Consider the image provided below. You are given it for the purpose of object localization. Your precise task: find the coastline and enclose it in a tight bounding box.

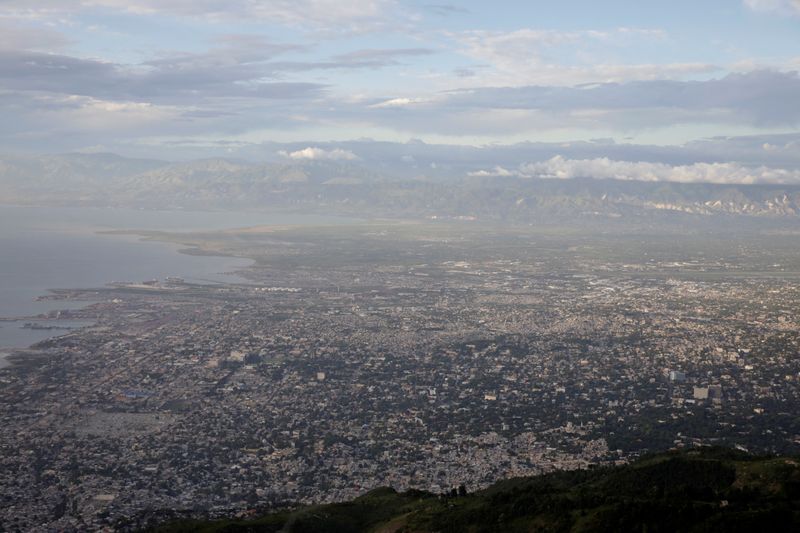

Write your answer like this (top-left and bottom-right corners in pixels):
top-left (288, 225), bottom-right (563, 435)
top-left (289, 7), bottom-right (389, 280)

top-left (0, 228), bottom-right (256, 370)
top-left (0, 207), bottom-right (365, 370)
top-left (0, 318), bottom-right (97, 369)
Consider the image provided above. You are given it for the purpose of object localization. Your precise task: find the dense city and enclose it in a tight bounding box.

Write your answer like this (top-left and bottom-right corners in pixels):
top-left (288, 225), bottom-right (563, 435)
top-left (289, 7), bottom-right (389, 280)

top-left (2, 222), bottom-right (800, 530)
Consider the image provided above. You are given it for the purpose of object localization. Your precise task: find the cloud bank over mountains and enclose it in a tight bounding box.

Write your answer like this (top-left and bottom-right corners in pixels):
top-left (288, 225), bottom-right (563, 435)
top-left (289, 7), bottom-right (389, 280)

top-left (470, 156), bottom-right (800, 185)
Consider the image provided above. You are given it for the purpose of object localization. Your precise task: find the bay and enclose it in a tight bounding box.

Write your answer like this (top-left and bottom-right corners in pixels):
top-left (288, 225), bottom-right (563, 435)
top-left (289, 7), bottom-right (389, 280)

top-left (0, 205), bottom-right (356, 365)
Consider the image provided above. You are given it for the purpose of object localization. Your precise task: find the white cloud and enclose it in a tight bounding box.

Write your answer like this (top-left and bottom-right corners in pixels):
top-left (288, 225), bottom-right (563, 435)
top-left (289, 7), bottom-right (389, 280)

top-left (361, 71), bottom-right (800, 137)
top-left (279, 147), bottom-right (359, 160)
top-left (744, 0), bottom-right (800, 15)
top-left (369, 97), bottom-right (430, 108)
top-left (468, 166), bottom-right (514, 177)
top-left (0, 92), bottom-right (180, 147)
top-left (0, 0), bottom-right (397, 31)
top-left (472, 155), bottom-right (800, 184)
top-left (446, 27), bottom-right (706, 87)
top-left (0, 21), bottom-right (70, 51)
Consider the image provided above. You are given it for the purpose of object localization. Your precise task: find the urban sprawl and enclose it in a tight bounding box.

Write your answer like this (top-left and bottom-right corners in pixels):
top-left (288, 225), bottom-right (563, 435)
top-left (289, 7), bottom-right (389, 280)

top-left (2, 223), bottom-right (800, 530)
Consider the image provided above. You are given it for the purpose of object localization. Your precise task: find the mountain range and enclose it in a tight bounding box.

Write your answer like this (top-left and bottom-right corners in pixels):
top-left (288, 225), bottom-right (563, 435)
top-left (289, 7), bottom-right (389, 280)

top-left (4, 152), bottom-right (800, 224)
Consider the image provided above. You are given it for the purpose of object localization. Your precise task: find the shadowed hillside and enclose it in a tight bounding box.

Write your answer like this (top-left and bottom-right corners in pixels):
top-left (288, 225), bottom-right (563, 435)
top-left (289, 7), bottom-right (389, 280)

top-left (144, 447), bottom-right (800, 532)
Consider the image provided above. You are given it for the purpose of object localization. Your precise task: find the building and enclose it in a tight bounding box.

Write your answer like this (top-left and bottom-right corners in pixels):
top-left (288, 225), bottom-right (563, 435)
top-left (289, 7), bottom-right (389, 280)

top-left (693, 387), bottom-right (709, 400)
top-left (669, 371), bottom-right (686, 383)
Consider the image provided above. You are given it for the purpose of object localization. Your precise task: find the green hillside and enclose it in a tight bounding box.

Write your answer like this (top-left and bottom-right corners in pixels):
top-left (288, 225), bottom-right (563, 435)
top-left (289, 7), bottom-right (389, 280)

top-left (150, 448), bottom-right (800, 532)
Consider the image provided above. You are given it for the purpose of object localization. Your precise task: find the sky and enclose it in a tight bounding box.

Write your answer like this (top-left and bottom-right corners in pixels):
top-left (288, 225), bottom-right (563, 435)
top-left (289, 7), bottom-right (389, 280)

top-left (0, 0), bottom-right (799, 163)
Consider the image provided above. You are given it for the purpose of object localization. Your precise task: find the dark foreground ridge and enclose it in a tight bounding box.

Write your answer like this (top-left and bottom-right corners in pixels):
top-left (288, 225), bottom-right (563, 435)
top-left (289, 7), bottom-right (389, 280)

top-left (146, 447), bottom-right (800, 532)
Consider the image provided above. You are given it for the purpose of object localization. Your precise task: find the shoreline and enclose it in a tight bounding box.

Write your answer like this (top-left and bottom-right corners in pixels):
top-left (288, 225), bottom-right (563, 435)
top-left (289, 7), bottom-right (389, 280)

top-left (0, 208), bottom-right (369, 370)
top-left (0, 318), bottom-right (97, 369)
top-left (0, 234), bottom-right (251, 370)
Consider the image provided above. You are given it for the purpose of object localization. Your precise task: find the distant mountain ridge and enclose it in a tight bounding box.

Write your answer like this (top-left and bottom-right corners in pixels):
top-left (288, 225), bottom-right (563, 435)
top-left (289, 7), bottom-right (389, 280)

top-left (3, 153), bottom-right (800, 222)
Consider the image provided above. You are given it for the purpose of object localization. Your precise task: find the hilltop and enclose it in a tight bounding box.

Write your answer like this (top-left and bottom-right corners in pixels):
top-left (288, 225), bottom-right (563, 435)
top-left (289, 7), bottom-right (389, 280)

top-left (146, 448), bottom-right (800, 532)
